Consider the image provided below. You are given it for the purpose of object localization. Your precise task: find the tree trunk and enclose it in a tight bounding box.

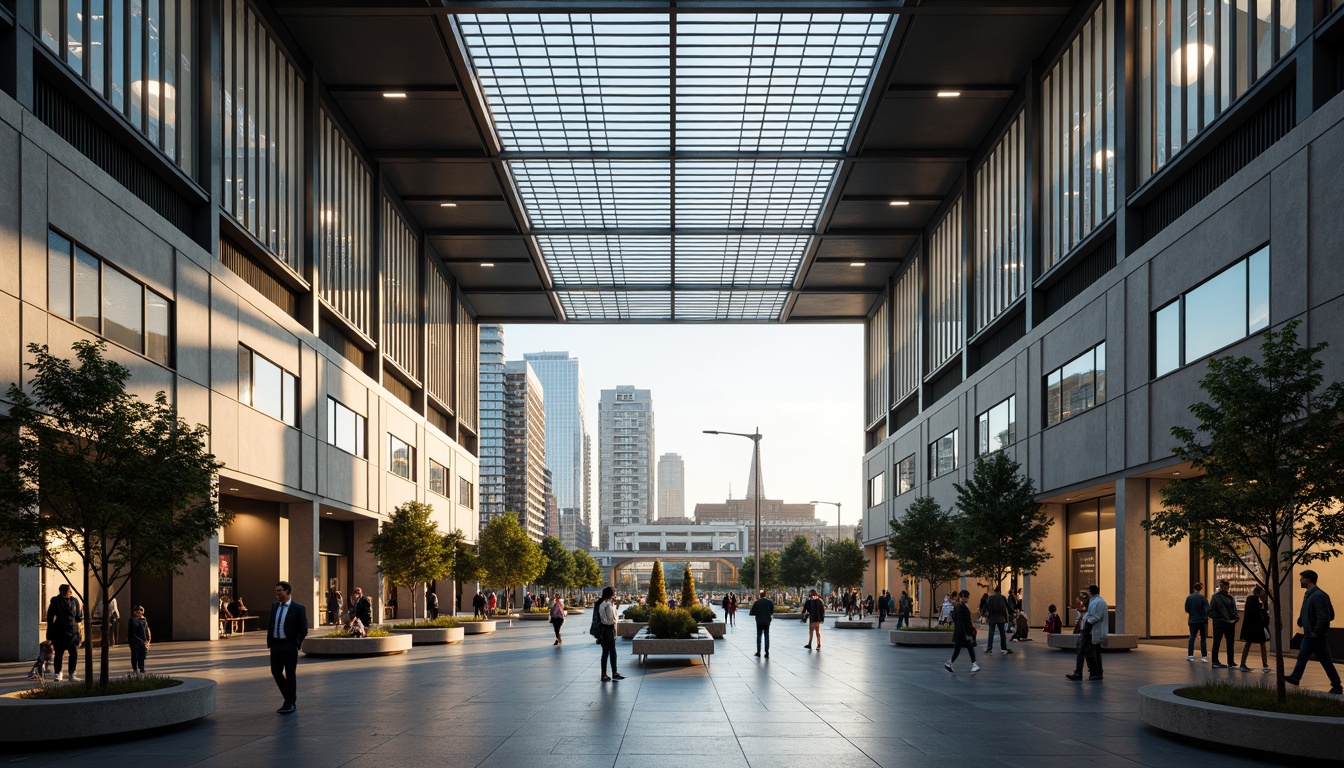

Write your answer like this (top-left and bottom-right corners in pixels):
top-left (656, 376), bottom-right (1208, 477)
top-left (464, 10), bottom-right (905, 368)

top-left (1270, 557), bottom-right (1286, 703)
top-left (82, 552), bottom-right (92, 691)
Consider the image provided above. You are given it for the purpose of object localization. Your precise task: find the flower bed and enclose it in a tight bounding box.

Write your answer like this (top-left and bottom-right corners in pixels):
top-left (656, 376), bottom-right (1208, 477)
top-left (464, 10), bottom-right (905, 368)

top-left (388, 618), bottom-right (464, 645)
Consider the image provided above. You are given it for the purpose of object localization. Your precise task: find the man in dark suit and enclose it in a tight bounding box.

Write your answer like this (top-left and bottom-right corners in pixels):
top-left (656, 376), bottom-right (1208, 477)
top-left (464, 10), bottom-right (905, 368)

top-left (267, 580), bottom-right (308, 714)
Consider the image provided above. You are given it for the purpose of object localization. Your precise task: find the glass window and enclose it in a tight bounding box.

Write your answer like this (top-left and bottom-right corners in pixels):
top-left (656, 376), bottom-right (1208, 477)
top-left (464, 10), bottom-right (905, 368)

top-left (868, 472), bottom-right (886, 507)
top-left (326, 397), bottom-right (366, 458)
top-left (929, 199), bottom-right (964, 369)
top-left (145, 290), bottom-right (171, 365)
top-left (973, 112), bottom-right (1027, 330)
top-left (251, 354), bottom-right (283, 421)
top-left (1152, 246), bottom-right (1270, 376)
top-left (1046, 344), bottom-right (1107, 427)
top-left (429, 459), bottom-right (447, 497)
top-left (48, 231), bottom-right (72, 318)
top-left (74, 248), bottom-right (100, 331)
top-left (895, 454), bottom-right (916, 496)
top-left (238, 347), bottom-right (252, 406)
top-left (977, 396), bottom-right (1017, 455)
top-left (238, 346), bottom-right (297, 425)
top-left (929, 430), bottom-right (958, 480)
top-left (102, 267), bottom-right (143, 352)
top-left (459, 477), bottom-right (475, 508)
top-left (389, 434), bottom-right (413, 480)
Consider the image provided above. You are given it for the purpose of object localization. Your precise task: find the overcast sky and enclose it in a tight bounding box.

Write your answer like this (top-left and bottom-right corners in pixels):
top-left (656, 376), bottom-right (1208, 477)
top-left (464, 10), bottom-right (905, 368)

top-left (499, 323), bottom-right (865, 541)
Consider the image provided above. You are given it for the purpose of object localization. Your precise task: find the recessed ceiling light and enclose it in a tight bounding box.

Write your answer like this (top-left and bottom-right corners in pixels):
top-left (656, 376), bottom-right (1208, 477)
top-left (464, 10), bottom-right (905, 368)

top-left (888, 200), bottom-right (910, 207)
top-left (1173, 471), bottom-right (1182, 476)
top-left (440, 202), bottom-right (457, 208)
top-left (849, 262), bottom-right (866, 267)
top-left (383, 92), bottom-right (407, 99)
top-left (228, 487), bottom-right (240, 491)
top-left (936, 91), bottom-right (961, 98)
top-left (480, 262), bottom-right (495, 267)
top-left (324, 511), bottom-right (334, 516)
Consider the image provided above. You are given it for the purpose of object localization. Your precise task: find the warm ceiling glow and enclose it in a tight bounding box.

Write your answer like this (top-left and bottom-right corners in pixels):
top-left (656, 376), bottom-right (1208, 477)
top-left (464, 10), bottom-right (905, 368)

top-left (1171, 43), bottom-right (1215, 86)
top-left (481, 262), bottom-right (495, 267)
top-left (849, 262), bottom-right (866, 267)
top-left (888, 200), bottom-right (910, 206)
top-left (936, 91), bottom-right (961, 98)
top-left (383, 92), bottom-right (408, 99)
top-left (440, 202), bottom-right (458, 207)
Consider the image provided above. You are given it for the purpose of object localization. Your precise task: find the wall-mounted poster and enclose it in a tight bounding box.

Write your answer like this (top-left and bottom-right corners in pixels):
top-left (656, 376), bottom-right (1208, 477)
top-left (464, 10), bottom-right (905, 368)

top-left (1071, 547), bottom-right (1097, 597)
top-left (219, 545), bottom-right (238, 607)
top-left (1214, 546), bottom-right (1262, 604)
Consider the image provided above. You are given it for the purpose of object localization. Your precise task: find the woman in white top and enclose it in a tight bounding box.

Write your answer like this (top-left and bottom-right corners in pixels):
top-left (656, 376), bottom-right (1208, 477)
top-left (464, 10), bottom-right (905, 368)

top-left (549, 593), bottom-right (566, 645)
top-left (597, 586), bottom-right (623, 682)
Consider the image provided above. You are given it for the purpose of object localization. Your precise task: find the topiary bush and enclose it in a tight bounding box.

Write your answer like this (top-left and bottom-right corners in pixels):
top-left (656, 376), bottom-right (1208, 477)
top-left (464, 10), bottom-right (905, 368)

top-left (679, 569), bottom-right (697, 609)
top-left (685, 604), bottom-right (716, 623)
top-left (647, 560), bottom-right (667, 608)
top-left (622, 604), bottom-right (653, 622)
top-left (646, 606), bottom-right (699, 639)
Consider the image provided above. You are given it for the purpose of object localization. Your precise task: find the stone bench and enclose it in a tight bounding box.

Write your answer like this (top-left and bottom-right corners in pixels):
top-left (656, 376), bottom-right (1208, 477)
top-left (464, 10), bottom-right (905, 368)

top-left (631, 628), bottom-right (715, 665)
top-left (1046, 633), bottom-right (1139, 651)
top-left (889, 629), bottom-right (955, 646)
top-left (834, 620), bottom-right (874, 629)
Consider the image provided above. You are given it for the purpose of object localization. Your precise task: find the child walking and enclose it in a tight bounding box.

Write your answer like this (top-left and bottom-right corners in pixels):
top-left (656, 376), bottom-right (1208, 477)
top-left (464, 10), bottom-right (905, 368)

top-left (127, 605), bottom-right (151, 675)
top-left (27, 640), bottom-right (55, 682)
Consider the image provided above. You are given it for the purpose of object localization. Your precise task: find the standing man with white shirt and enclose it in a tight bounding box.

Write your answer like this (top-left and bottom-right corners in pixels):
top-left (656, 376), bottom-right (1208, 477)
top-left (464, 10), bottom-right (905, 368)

top-left (1066, 584), bottom-right (1107, 682)
top-left (267, 581), bottom-right (308, 714)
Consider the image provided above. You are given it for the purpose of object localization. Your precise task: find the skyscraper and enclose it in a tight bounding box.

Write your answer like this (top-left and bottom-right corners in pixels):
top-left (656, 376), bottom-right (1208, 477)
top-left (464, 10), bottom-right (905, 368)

top-left (503, 360), bottom-right (548, 542)
top-left (478, 325), bottom-right (506, 531)
top-left (599, 386), bottom-right (655, 547)
top-left (523, 351), bottom-right (592, 549)
top-left (657, 453), bottom-right (685, 521)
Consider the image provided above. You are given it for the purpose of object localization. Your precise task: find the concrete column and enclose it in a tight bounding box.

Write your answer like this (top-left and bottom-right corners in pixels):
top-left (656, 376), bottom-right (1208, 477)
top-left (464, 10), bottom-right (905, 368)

top-left (0, 559), bottom-right (40, 662)
top-left (352, 517), bottom-right (381, 622)
top-left (172, 536), bottom-right (218, 641)
top-left (287, 501), bottom-right (320, 628)
top-left (1114, 477), bottom-right (1149, 636)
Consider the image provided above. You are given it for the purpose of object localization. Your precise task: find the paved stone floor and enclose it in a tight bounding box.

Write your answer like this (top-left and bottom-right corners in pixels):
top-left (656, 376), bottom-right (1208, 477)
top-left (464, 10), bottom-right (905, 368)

top-left (2, 615), bottom-right (1334, 767)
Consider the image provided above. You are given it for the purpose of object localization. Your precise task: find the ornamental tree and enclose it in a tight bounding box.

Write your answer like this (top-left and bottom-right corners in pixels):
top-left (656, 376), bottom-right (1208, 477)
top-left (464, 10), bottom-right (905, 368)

top-left (0, 340), bottom-right (226, 689)
top-left (367, 501), bottom-right (460, 625)
top-left (537, 536), bottom-right (574, 595)
top-left (738, 551), bottom-right (782, 592)
top-left (647, 559), bottom-right (668, 607)
top-left (476, 514), bottom-right (546, 610)
top-left (954, 451), bottom-right (1052, 590)
top-left (1144, 321), bottom-right (1344, 703)
top-left (888, 496), bottom-right (962, 624)
top-left (570, 548), bottom-right (603, 599)
top-left (778, 535), bottom-right (822, 597)
top-left (679, 567), bottom-right (698, 609)
top-left (821, 537), bottom-right (868, 593)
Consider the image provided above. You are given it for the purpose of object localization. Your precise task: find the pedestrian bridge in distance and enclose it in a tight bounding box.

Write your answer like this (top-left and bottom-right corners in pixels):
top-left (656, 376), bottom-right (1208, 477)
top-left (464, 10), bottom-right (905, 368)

top-left (591, 522), bottom-right (751, 585)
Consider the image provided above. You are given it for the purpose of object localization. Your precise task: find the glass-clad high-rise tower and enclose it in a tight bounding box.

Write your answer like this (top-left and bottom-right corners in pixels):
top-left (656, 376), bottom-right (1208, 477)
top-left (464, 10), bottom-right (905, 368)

top-left (523, 351), bottom-right (592, 549)
top-left (478, 326), bottom-right (507, 531)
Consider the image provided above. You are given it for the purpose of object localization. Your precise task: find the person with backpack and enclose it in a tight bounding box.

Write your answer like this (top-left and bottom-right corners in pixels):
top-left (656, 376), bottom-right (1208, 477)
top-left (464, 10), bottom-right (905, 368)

top-left (802, 589), bottom-right (826, 650)
top-left (945, 590), bottom-right (979, 673)
top-left (592, 586), bottom-right (623, 682)
top-left (748, 590), bottom-right (774, 658)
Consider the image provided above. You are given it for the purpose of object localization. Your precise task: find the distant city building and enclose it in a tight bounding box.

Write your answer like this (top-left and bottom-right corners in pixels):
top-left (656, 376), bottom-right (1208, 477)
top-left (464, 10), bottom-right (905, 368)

top-left (503, 360), bottom-right (547, 542)
top-left (693, 453), bottom-right (847, 552)
top-left (524, 351), bottom-right (592, 549)
top-left (478, 325), bottom-right (506, 530)
top-left (599, 386), bottom-right (655, 546)
top-left (543, 469), bottom-right (558, 539)
top-left (657, 452), bottom-right (685, 521)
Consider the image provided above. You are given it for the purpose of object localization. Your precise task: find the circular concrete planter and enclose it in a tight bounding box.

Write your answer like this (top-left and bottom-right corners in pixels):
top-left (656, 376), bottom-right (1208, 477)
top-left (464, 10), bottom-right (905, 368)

top-left (1139, 684), bottom-right (1344, 760)
top-left (566, 607), bottom-right (587, 616)
top-left (459, 620), bottom-right (498, 635)
top-left (302, 633), bottom-right (412, 656)
top-left (389, 627), bottom-right (464, 645)
top-left (518, 613), bottom-right (551, 621)
top-left (889, 629), bottom-right (955, 646)
top-left (0, 677), bottom-right (215, 744)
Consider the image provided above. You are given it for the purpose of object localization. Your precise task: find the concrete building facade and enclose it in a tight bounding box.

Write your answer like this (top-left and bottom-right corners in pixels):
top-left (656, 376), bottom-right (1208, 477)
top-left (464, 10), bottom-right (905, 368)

top-left (503, 360), bottom-right (547, 542)
top-left (656, 452), bottom-right (685, 521)
top-left (598, 385), bottom-right (655, 547)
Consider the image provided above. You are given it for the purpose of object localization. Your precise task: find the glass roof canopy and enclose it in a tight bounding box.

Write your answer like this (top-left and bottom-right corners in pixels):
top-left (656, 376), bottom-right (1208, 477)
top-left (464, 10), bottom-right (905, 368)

top-left (457, 12), bottom-right (891, 321)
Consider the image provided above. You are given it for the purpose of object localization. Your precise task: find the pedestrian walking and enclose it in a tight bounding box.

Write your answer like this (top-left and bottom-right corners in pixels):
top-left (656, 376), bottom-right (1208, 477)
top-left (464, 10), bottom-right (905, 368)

top-left (1066, 585), bottom-right (1107, 682)
top-left (549, 593), bottom-right (566, 645)
top-left (938, 594), bottom-right (954, 625)
top-left (45, 583), bottom-right (82, 682)
top-left (1285, 570), bottom-right (1342, 694)
top-left (749, 590), bottom-right (774, 657)
top-left (1237, 586), bottom-right (1271, 672)
top-left (897, 591), bottom-right (913, 628)
top-left (104, 597), bottom-right (120, 647)
top-left (877, 590), bottom-right (889, 627)
top-left (127, 605), bottom-right (151, 674)
top-left (1185, 582), bottom-right (1210, 662)
top-left (428, 590), bottom-right (439, 620)
top-left (802, 589), bottom-right (826, 650)
top-left (944, 590), bottom-right (979, 673)
top-left (1209, 579), bottom-right (1239, 668)
top-left (595, 586), bottom-right (623, 682)
top-left (724, 592), bottom-right (737, 627)
top-left (985, 587), bottom-right (1012, 654)
top-left (266, 580), bottom-right (308, 714)
top-left (351, 587), bottom-right (373, 628)
top-left (473, 591), bottom-right (487, 617)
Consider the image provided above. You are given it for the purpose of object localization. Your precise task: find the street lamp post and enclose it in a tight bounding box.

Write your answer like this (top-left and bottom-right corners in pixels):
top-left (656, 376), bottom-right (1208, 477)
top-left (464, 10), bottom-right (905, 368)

top-left (704, 428), bottom-right (762, 596)
top-left (809, 500), bottom-right (842, 547)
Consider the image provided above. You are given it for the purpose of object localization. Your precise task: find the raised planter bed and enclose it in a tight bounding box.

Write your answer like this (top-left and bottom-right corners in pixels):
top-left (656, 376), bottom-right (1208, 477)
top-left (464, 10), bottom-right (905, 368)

top-left (889, 629), bottom-right (955, 647)
top-left (459, 620), bottom-right (498, 635)
top-left (303, 633), bottom-right (412, 656)
top-left (835, 620), bottom-right (874, 629)
top-left (1139, 684), bottom-right (1344, 760)
top-left (518, 613), bottom-right (551, 621)
top-left (0, 678), bottom-right (215, 744)
top-left (390, 627), bottom-right (464, 645)
top-left (566, 607), bottom-right (587, 615)
top-left (699, 621), bottom-right (726, 639)
top-left (1047, 633), bottom-right (1138, 651)
top-left (631, 628), bottom-right (714, 665)
top-left (618, 621), bottom-right (648, 640)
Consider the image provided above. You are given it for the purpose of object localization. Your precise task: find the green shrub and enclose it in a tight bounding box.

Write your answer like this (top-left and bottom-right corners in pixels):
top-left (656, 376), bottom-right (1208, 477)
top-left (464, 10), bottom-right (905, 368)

top-left (488, 607), bottom-right (513, 617)
top-left (1177, 681), bottom-right (1344, 717)
top-left (389, 617), bottom-right (461, 629)
top-left (685, 604), bottom-right (716, 623)
top-left (897, 625), bottom-right (954, 632)
top-left (17, 675), bottom-right (181, 699)
top-left (325, 626), bottom-right (391, 638)
top-left (773, 605), bottom-right (800, 614)
top-left (646, 606), bottom-right (699, 639)
top-left (525, 607), bottom-right (550, 614)
top-left (647, 561), bottom-right (667, 608)
top-left (622, 604), bottom-right (653, 622)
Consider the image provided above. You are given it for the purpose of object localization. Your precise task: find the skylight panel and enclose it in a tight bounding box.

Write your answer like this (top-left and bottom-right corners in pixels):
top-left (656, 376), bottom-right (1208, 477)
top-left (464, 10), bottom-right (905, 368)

top-left (558, 290), bottom-right (672, 321)
top-left (539, 234), bottom-right (672, 286)
top-left (675, 160), bottom-right (836, 229)
top-left (675, 234), bottom-right (811, 287)
top-left (674, 290), bottom-right (790, 321)
top-left (512, 160), bottom-right (670, 229)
